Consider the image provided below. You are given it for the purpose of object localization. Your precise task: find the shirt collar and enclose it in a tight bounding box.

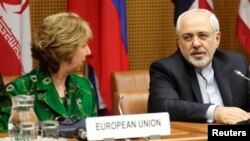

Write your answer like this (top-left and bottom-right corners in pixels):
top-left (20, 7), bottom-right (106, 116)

top-left (195, 62), bottom-right (213, 75)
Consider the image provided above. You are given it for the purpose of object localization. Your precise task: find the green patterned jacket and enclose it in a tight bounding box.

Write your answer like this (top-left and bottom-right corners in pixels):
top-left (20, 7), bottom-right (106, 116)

top-left (0, 68), bottom-right (97, 132)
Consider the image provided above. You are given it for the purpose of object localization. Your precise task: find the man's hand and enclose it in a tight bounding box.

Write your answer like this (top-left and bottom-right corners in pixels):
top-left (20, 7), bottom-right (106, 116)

top-left (214, 106), bottom-right (250, 124)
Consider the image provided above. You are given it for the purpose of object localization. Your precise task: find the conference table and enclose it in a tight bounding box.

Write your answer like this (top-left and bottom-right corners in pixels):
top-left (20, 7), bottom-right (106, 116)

top-left (129, 121), bottom-right (208, 141)
top-left (155, 121), bottom-right (208, 141)
top-left (0, 121), bottom-right (208, 141)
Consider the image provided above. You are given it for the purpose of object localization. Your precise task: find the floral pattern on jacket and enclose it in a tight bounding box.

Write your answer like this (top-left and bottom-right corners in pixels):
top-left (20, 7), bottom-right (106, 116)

top-left (0, 68), bottom-right (97, 132)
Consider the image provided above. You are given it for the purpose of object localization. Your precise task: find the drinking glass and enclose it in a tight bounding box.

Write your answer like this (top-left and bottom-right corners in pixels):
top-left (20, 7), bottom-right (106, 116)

top-left (19, 122), bottom-right (38, 141)
top-left (41, 120), bottom-right (59, 140)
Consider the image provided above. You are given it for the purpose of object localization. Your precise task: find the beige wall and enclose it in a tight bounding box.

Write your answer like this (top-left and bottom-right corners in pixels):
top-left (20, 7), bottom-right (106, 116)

top-left (29, 0), bottom-right (249, 70)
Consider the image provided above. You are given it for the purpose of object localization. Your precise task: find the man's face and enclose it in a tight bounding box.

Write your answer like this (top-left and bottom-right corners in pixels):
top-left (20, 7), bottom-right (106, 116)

top-left (177, 12), bottom-right (221, 68)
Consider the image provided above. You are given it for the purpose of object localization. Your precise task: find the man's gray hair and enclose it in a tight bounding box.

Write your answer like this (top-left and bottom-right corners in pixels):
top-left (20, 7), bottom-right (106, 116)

top-left (176, 9), bottom-right (220, 35)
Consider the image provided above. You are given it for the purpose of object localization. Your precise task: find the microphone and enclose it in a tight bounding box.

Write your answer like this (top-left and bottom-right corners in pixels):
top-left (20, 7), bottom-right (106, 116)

top-left (58, 118), bottom-right (87, 140)
top-left (234, 70), bottom-right (250, 81)
top-left (75, 127), bottom-right (87, 141)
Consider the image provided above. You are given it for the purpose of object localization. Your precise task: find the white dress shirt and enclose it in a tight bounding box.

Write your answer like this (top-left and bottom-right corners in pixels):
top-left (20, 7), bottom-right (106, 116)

top-left (195, 63), bottom-right (224, 122)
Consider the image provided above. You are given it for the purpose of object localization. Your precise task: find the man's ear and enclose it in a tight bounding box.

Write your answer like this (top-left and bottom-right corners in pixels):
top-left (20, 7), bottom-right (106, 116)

top-left (216, 32), bottom-right (221, 47)
top-left (176, 37), bottom-right (181, 48)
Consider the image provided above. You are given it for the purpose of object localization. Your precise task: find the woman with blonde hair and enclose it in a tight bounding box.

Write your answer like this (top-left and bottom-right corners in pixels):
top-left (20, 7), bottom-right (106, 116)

top-left (0, 12), bottom-right (97, 132)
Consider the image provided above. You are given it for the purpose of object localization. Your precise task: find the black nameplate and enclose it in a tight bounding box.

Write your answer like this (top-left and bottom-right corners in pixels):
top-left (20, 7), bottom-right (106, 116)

top-left (208, 125), bottom-right (250, 140)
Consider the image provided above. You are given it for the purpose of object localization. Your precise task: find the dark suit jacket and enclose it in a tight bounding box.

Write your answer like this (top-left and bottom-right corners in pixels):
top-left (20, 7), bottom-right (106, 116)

top-left (148, 49), bottom-right (250, 122)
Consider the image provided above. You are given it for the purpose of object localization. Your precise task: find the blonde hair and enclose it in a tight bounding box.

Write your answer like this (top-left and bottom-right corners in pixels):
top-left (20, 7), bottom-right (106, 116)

top-left (32, 12), bottom-right (92, 73)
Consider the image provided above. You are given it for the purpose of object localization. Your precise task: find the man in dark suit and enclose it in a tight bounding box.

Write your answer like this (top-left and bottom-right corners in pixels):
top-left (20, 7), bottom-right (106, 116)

top-left (148, 9), bottom-right (250, 124)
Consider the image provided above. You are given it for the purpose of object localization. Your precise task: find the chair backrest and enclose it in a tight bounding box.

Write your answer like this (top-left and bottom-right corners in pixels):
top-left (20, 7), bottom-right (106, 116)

top-left (111, 70), bottom-right (149, 115)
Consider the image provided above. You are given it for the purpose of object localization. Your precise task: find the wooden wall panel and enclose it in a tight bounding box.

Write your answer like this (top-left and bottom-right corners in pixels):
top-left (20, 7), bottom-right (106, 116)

top-left (214, 0), bottom-right (250, 61)
top-left (29, 0), bottom-right (249, 70)
top-left (126, 0), bottom-right (176, 70)
top-left (30, 0), bottom-right (66, 68)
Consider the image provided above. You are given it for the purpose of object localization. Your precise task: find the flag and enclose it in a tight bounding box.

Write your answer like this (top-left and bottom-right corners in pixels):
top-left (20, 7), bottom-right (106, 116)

top-left (172, 0), bottom-right (213, 25)
top-left (67, 0), bottom-right (129, 114)
top-left (0, 0), bottom-right (32, 76)
top-left (236, 0), bottom-right (250, 53)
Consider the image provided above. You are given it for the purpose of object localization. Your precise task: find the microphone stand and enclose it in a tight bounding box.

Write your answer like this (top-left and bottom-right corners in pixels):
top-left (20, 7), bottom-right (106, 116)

top-left (234, 69), bottom-right (250, 125)
top-left (118, 94), bottom-right (131, 141)
top-left (118, 95), bottom-right (124, 116)
top-left (118, 94), bottom-right (149, 141)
